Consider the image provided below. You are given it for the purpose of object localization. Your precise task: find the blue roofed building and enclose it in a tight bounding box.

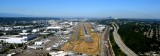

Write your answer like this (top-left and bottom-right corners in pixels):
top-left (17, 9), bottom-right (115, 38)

top-left (23, 34), bottom-right (37, 41)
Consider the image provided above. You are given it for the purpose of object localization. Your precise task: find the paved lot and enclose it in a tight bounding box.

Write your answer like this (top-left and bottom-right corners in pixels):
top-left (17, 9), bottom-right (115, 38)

top-left (16, 49), bottom-right (48, 56)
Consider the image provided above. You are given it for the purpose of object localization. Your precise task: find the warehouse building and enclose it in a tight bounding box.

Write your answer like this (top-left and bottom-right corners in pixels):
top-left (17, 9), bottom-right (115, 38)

top-left (23, 34), bottom-right (37, 41)
top-left (0, 36), bottom-right (27, 44)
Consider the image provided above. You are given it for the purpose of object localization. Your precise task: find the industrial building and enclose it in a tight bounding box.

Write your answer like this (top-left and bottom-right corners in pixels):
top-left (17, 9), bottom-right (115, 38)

top-left (47, 26), bottom-right (63, 32)
top-left (0, 34), bottom-right (37, 44)
top-left (23, 34), bottom-right (37, 41)
top-left (0, 36), bottom-right (27, 44)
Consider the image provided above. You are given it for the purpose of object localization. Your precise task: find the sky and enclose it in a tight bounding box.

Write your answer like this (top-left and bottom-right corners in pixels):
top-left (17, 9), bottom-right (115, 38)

top-left (0, 0), bottom-right (160, 18)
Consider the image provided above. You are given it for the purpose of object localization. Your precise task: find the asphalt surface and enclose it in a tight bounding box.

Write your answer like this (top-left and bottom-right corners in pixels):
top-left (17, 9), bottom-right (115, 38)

top-left (73, 22), bottom-right (80, 40)
top-left (101, 26), bottom-right (114, 56)
top-left (112, 23), bottom-right (138, 56)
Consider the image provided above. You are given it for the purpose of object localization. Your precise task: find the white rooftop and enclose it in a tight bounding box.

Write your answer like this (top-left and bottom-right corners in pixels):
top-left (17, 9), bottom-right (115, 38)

top-left (0, 37), bottom-right (26, 44)
top-left (47, 26), bottom-right (63, 29)
top-left (49, 51), bottom-right (68, 56)
top-left (35, 41), bottom-right (43, 46)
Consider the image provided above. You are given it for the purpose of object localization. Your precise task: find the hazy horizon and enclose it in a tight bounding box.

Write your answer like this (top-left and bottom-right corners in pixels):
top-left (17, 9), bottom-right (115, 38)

top-left (0, 0), bottom-right (160, 18)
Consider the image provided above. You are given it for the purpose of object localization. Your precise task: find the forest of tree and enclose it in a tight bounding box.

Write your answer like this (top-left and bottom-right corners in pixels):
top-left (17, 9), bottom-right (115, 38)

top-left (96, 19), bottom-right (160, 55)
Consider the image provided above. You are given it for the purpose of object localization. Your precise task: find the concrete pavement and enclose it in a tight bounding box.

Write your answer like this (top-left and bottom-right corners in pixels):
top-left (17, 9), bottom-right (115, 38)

top-left (101, 26), bottom-right (115, 56)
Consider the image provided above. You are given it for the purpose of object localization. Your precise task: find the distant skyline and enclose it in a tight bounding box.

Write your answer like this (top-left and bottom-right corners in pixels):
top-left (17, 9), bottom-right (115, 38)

top-left (0, 0), bottom-right (160, 18)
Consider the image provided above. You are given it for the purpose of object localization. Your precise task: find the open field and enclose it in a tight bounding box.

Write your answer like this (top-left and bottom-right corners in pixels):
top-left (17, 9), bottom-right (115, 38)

top-left (61, 22), bottom-right (100, 55)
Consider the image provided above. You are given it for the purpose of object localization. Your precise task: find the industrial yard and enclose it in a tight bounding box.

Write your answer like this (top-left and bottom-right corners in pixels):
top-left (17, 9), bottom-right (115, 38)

top-left (0, 18), bottom-right (106, 56)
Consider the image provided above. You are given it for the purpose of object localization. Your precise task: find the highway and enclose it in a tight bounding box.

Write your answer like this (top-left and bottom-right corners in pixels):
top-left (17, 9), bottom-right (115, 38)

top-left (101, 26), bottom-right (115, 56)
top-left (112, 23), bottom-right (138, 56)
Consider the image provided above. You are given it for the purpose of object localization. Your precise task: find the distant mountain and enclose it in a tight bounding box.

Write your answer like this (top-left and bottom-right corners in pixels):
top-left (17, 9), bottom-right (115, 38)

top-left (0, 13), bottom-right (33, 17)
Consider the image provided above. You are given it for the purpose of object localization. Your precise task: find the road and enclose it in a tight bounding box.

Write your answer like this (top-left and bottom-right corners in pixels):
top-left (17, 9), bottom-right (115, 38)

top-left (112, 23), bottom-right (138, 56)
top-left (101, 26), bottom-right (115, 56)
